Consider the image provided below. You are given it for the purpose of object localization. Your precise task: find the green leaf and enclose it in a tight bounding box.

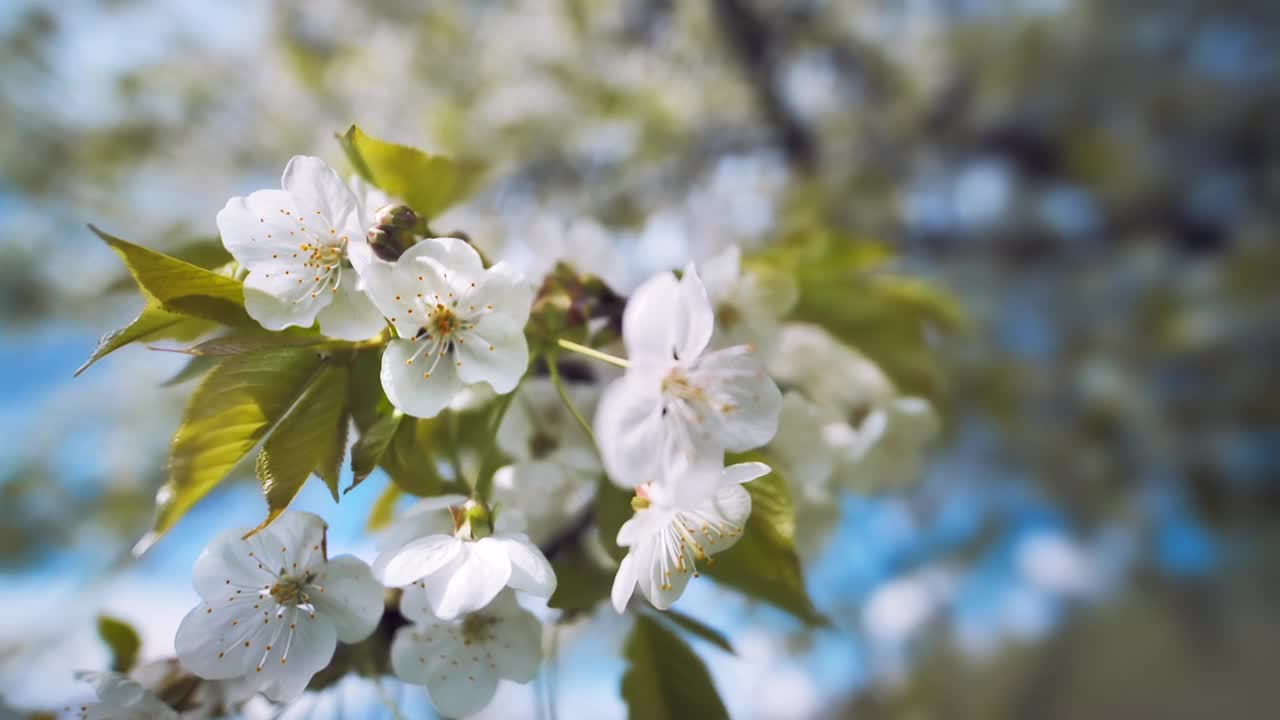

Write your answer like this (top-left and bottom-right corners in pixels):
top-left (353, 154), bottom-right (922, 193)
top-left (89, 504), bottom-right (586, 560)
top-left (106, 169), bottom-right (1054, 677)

top-left (160, 354), bottom-right (220, 387)
top-left (90, 224), bottom-right (254, 328)
top-left (621, 615), bottom-right (729, 720)
top-left (547, 545), bottom-right (613, 612)
top-left (253, 361), bottom-right (351, 532)
top-left (170, 332), bottom-right (328, 357)
top-left (366, 482), bottom-right (402, 532)
top-left (76, 303), bottom-right (214, 377)
top-left (650, 609), bottom-right (734, 654)
top-left (704, 461), bottom-right (826, 626)
top-left (137, 348), bottom-right (325, 552)
top-left (380, 416), bottom-right (447, 496)
top-left (337, 125), bottom-right (481, 220)
top-left (96, 615), bottom-right (141, 673)
top-left (349, 409), bottom-right (403, 493)
top-left (594, 477), bottom-right (633, 562)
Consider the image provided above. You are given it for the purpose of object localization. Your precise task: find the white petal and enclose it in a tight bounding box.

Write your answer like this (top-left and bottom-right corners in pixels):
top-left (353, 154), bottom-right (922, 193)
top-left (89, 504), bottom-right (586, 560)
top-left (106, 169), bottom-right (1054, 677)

top-left (376, 535), bottom-right (462, 587)
top-left (191, 528), bottom-right (276, 600)
top-left (470, 261), bottom-right (535, 325)
top-left (310, 555), bottom-right (384, 643)
top-left (253, 607), bottom-right (339, 702)
top-left (621, 271), bottom-right (681, 364)
top-left (593, 374), bottom-right (665, 488)
top-left (174, 598), bottom-right (269, 680)
top-left (615, 507), bottom-right (672, 548)
top-left (242, 264), bottom-right (334, 332)
top-left (702, 484), bottom-right (752, 552)
top-left (636, 540), bottom-right (692, 610)
top-left (721, 461), bottom-right (771, 486)
top-left (381, 338), bottom-right (464, 419)
top-left (698, 244), bottom-right (741, 302)
top-left (695, 345), bottom-right (782, 451)
top-left (401, 236), bottom-right (485, 285)
top-left (349, 174), bottom-right (392, 226)
top-left (455, 313), bottom-right (529, 393)
top-left (360, 253), bottom-right (447, 341)
top-left (425, 640), bottom-right (499, 718)
top-left (675, 264), bottom-right (715, 360)
top-left (258, 511), bottom-right (329, 575)
top-left (389, 621), bottom-right (453, 685)
top-left (316, 275), bottom-right (385, 340)
top-left (490, 600), bottom-right (543, 683)
top-left (486, 534), bottom-right (556, 598)
top-left (377, 495), bottom-right (466, 553)
top-left (216, 190), bottom-right (305, 269)
top-left (431, 541), bottom-right (512, 620)
top-left (610, 552), bottom-right (638, 613)
top-left (281, 155), bottom-right (361, 233)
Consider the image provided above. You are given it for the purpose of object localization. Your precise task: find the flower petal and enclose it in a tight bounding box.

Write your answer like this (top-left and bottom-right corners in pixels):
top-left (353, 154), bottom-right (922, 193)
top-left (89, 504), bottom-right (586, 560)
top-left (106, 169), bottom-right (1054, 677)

top-left (402, 236), bottom-right (486, 286)
top-left (281, 155), bottom-right (361, 233)
top-left (721, 461), bottom-right (771, 486)
top-left (431, 541), bottom-right (512, 620)
top-left (610, 552), bottom-right (638, 613)
top-left (316, 273), bottom-right (385, 340)
top-left (695, 345), bottom-right (782, 451)
top-left (375, 534), bottom-right (462, 587)
top-left (593, 374), bottom-right (665, 488)
top-left (252, 607), bottom-right (338, 703)
top-left (256, 511), bottom-right (329, 576)
top-left (486, 534), bottom-right (556, 599)
top-left (174, 598), bottom-right (269, 681)
top-left (242, 264), bottom-right (333, 332)
top-left (455, 313), bottom-right (529, 393)
top-left (310, 555), bottom-right (384, 643)
top-left (389, 620), bottom-right (453, 685)
top-left (637, 540), bottom-right (692, 610)
top-left (381, 338), bottom-right (464, 419)
top-left (469, 261), bottom-right (535, 325)
top-left (425, 640), bottom-right (499, 718)
top-left (490, 599), bottom-right (543, 683)
top-left (191, 528), bottom-right (276, 600)
top-left (215, 190), bottom-right (304, 269)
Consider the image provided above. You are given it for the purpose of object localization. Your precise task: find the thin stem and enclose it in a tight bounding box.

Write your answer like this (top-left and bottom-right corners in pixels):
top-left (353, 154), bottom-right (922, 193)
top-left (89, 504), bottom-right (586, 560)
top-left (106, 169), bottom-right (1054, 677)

top-left (556, 338), bottom-right (630, 368)
top-left (548, 358), bottom-right (598, 447)
top-left (473, 380), bottom-right (520, 503)
top-left (548, 623), bottom-right (561, 720)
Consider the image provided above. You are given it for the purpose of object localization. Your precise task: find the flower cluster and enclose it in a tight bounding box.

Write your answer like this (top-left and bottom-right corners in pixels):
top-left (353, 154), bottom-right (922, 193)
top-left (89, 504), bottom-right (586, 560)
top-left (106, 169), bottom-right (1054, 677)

top-left (130, 153), bottom-right (937, 717)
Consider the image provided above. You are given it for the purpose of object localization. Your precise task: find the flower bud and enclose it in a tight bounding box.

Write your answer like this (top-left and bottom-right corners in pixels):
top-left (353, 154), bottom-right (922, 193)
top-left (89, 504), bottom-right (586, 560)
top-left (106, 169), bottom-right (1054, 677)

top-left (366, 203), bottom-right (419, 261)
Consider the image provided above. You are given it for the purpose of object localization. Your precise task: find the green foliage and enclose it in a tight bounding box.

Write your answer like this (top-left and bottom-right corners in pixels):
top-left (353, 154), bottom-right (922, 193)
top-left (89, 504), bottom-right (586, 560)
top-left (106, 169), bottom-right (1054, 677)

top-left (348, 408), bottom-right (403, 493)
top-left (75, 303), bottom-right (214, 376)
top-left (140, 348), bottom-right (326, 551)
top-left (547, 544), bottom-right (614, 612)
top-left (252, 360), bottom-right (351, 533)
top-left (96, 615), bottom-right (141, 673)
top-left (380, 413), bottom-right (448, 496)
top-left (705, 459), bottom-right (826, 626)
top-left (651, 609), bottom-right (735, 655)
top-left (756, 227), bottom-right (965, 405)
top-left (172, 332), bottom-right (327, 357)
top-left (594, 476), bottom-right (634, 562)
top-left (89, 225), bottom-right (253, 328)
top-left (621, 615), bottom-right (729, 720)
top-left (337, 125), bottom-right (481, 221)
top-left (366, 482), bottom-right (402, 532)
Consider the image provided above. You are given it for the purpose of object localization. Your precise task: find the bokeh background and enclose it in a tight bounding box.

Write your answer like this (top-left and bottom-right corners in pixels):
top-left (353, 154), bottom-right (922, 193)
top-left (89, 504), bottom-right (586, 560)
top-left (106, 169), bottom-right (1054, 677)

top-left (2, 0), bottom-right (1279, 717)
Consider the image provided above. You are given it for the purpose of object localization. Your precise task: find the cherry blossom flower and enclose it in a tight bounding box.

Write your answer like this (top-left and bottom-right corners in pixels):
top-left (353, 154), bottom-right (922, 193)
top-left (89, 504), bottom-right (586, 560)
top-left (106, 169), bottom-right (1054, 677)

top-left (66, 671), bottom-right (177, 720)
top-left (362, 237), bottom-right (534, 418)
top-left (215, 156), bottom-right (385, 340)
top-left (492, 378), bottom-right (600, 544)
top-left (594, 265), bottom-right (782, 490)
top-left (699, 244), bottom-right (797, 350)
top-left (174, 512), bottom-right (384, 702)
top-left (611, 461), bottom-right (770, 612)
top-left (831, 396), bottom-right (940, 493)
top-left (373, 498), bottom-right (556, 620)
top-left (390, 589), bottom-right (542, 718)
top-left (767, 392), bottom-right (844, 556)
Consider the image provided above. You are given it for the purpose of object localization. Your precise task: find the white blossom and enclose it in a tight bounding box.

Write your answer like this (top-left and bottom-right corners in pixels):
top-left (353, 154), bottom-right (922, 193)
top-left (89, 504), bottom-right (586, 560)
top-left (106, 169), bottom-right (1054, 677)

top-left (504, 212), bottom-right (630, 296)
top-left (65, 672), bottom-right (177, 720)
top-left (373, 498), bottom-right (556, 621)
top-left (767, 393), bottom-right (843, 556)
top-left (363, 237), bottom-right (534, 419)
top-left (831, 396), bottom-right (940, 493)
top-left (699, 245), bottom-right (796, 350)
top-left (611, 462), bottom-right (770, 612)
top-left (174, 512), bottom-right (384, 702)
top-left (215, 156), bottom-right (385, 340)
top-left (492, 378), bottom-right (600, 544)
top-left (390, 589), bottom-right (541, 719)
top-left (594, 265), bottom-right (782, 490)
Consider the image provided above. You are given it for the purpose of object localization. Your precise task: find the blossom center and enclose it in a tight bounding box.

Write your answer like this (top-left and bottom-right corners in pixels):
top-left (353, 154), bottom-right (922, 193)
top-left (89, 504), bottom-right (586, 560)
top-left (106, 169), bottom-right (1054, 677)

top-left (461, 614), bottom-right (498, 645)
top-left (268, 570), bottom-right (316, 606)
top-left (660, 369), bottom-right (704, 403)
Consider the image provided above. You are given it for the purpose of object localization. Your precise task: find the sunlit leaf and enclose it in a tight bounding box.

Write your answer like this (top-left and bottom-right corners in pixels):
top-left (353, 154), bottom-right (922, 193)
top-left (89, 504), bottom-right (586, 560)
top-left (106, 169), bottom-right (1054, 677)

top-left (348, 408), bottom-right (403, 493)
top-left (75, 302), bottom-right (214, 376)
top-left (96, 615), bottom-right (141, 673)
top-left (337, 125), bottom-right (481, 220)
top-left (380, 416), bottom-right (447, 496)
top-left (704, 459), bottom-right (826, 626)
top-left (251, 360), bottom-right (350, 533)
top-left (169, 332), bottom-right (327, 357)
top-left (621, 615), bottom-right (729, 720)
top-left (137, 347), bottom-right (325, 553)
top-left (90, 224), bottom-right (254, 328)
top-left (366, 482), bottom-right (402, 532)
